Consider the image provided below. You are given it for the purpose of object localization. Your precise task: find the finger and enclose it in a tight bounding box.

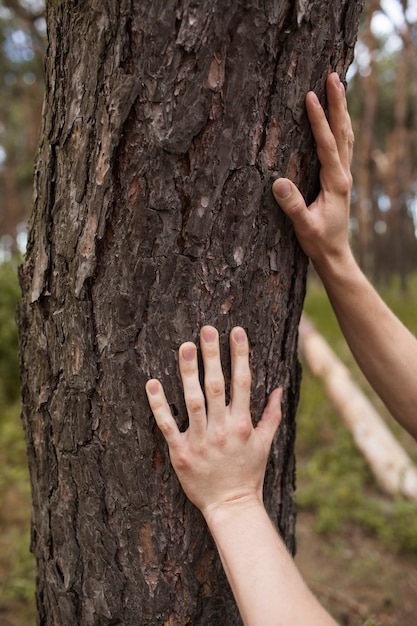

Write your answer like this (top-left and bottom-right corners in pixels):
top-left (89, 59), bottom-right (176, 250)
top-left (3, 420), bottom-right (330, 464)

top-left (229, 326), bottom-right (252, 418)
top-left (146, 379), bottom-right (181, 447)
top-left (200, 326), bottom-right (226, 423)
top-left (255, 388), bottom-right (282, 447)
top-left (272, 178), bottom-right (311, 228)
top-left (326, 73), bottom-right (354, 171)
top-left (305, 89), bottom-right (342, 177)
top-left (178, 341), bottom-right (207, 436)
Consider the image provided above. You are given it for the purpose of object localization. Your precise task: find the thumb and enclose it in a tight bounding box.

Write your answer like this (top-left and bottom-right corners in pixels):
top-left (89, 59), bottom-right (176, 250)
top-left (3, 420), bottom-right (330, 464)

top-left (272, 178), bottom-right (309, 226)
top-left (256, 388), bottom-right (282, 446)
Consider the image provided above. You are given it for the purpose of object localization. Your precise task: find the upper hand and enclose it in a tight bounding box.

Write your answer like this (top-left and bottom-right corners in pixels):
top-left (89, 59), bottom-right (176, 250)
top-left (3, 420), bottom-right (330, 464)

top-left (272, 72), bottom-right (354, 272)
top-left (145, 326), bottom-right (282, 520)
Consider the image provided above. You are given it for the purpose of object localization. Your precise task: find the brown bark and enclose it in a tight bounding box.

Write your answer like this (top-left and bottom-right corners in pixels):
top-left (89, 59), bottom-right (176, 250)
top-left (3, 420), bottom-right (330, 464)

top-left (18, 1), bottom-right (364, 624)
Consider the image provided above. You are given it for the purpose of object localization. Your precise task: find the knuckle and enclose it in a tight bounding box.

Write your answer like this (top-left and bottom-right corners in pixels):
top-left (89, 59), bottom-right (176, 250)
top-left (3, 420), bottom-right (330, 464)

top-left (205, 377), bottom-right (224, 398)
top-left (149, 396), bottom-right (164, 411)
top-left (235, 372), bottom-right (252, 392)
top-left (159, 420), bottom-right (173, 437)
top-left (186, 393), bottom-right (205, 415)
top-left (338, 171), bottom-right (353, 195)
top-left (340, 122), bottom-right (354, 146)
top-left (173, 448), bottom-right (192, 471)
top-left (213, 426), bottom-right (227, 448)
top-left (236, 418), bottom-right (252, 440)
top-left (284, 198), bottom-right (305, 221)
top-left (347, 170), bottom-right (353, 188)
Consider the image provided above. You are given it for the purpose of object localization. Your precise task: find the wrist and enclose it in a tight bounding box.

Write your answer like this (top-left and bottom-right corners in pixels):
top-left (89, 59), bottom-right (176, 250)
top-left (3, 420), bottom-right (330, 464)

top-left (311, 245), bottom-right (357, 285)
top-left (203, 494), bottom-right (267, 534)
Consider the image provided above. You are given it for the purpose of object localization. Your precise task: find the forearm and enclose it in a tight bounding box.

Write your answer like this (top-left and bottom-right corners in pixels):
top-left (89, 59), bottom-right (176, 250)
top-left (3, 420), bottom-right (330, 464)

top-left (314, 251), bottom-right (417, 441)
top-left (205, 500), bottom-right (337, 626)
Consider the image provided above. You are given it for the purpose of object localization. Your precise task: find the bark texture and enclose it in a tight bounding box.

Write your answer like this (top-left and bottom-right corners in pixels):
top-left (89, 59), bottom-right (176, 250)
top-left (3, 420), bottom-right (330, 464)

top-left (18, 1), bottom-right (364, 624)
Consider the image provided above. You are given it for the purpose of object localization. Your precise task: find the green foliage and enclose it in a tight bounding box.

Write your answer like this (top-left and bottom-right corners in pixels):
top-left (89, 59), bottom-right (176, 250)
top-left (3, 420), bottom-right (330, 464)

top-left (0, 258), bottom-right (35, 622)
top-left (0, 401), bottom-right (27, 492)
top-left (297, 373), bottom-right (375, 535)
top-left (297, 275), bottom-right (417, 554)
top-left (0, 399), bottom-right (35, 623)
top-left (0, 257), bottom-right (21, 406)
top-left (0, 1), bottom-right (45, 254)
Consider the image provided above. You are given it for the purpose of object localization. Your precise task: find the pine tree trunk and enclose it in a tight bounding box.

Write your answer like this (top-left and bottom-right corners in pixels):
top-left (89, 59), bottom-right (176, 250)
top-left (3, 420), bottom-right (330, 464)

top-left (18, 1), bottom-right (364, 624)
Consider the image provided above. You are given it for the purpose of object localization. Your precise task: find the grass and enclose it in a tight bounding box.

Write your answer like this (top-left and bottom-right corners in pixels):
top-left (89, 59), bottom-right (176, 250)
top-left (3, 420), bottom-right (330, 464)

top-left (297, 271), bottom-right (417, 553)
top-left (0, 258), bottom-right (36, 624)
top-left (0, 402), bottom-right (36, 624)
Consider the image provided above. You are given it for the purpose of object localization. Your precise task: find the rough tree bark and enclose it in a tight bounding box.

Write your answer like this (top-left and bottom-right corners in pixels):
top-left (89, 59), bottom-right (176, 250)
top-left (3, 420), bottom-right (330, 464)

top-left (18, 1), bottom-right (364, 624)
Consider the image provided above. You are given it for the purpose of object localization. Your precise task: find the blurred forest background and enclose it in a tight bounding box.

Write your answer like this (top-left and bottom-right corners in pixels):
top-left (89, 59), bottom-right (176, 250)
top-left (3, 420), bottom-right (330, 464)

top-left (0, 1), bottom-right (417, 625)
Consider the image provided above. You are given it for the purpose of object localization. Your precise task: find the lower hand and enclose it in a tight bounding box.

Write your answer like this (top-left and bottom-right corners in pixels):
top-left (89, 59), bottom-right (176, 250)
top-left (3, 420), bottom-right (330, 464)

top-left (146, 326), bottom-right (282, 520)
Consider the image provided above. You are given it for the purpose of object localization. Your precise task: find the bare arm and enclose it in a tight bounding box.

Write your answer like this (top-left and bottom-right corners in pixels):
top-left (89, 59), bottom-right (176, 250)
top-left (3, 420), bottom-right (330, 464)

top-left (146, 326), bottom-right (337, 626)
top-left (206, 498), bottom-right (336, 626)
top-left (273, 73), bottom-right (417, 442)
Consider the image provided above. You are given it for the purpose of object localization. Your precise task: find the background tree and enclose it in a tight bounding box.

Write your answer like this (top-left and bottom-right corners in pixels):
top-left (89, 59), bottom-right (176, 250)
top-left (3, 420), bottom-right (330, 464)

top-left (349, 0), bottom-right (417, 285)
top-left (0, 0), bottom-right (44, 256)
top-left (17, 1), bottom-right (365, 624)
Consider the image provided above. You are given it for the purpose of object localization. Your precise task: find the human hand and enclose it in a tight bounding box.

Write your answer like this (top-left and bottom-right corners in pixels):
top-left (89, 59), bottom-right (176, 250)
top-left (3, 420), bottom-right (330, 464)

top-left (272, 72), bottom-right (354, 272)
top-left (145, 326), bottom-right (282, 520)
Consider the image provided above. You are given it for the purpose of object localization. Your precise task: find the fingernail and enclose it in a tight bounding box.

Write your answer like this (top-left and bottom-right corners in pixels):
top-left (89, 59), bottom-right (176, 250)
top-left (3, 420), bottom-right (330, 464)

top-left (233, 327), bottom-right (247, 344)
top-left (147, 380), bottom-right (159, 396)
top-left (273, 179), bottom-right (292, 199)
top-left (182, 345), bottom-right (196, 361)
top-left (309, 91), bottom-right (320, 107)
top-left (333, 73), bottom-right (345, 94)
top-left (270, 387), bottom-right (283, 403)
top-left (202, 327), bottom-right (216, 343)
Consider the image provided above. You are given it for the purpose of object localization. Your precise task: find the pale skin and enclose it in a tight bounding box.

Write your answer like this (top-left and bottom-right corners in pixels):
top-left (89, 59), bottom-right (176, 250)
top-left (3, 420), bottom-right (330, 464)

top-left (146, 326), bottom-right (337, 626)
top-left (146, 72), bottom-right (417, 624)
top-left (273, 72), bottom-right (417, 442)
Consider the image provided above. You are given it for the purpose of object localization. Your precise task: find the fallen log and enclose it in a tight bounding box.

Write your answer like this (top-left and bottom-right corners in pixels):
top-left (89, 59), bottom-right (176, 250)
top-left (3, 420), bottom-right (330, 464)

top-left (298, 314), bottom-right (417, 502)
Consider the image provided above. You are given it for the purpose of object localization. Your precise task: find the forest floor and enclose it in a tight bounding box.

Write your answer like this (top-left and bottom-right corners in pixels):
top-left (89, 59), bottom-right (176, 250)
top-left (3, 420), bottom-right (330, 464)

top-left (296, 510), bottom-right (417, 625)
top-left (294, 275), bottom-right (417, 626)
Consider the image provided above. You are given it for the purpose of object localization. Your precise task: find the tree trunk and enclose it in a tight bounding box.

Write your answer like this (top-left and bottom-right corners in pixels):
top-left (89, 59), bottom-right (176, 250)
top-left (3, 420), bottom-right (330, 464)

top-left (352, 0), bottom-right (379, 275)
top-left (18, 1), bottom-right (364, 624)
